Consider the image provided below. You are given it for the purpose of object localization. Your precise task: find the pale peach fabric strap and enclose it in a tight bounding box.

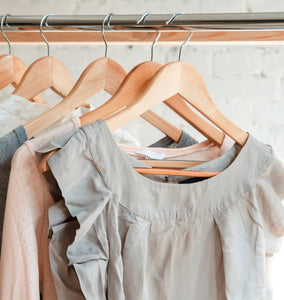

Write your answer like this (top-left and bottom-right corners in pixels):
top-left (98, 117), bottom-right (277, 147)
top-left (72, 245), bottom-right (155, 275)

top-left (26, 118), bottom-right (81, 152)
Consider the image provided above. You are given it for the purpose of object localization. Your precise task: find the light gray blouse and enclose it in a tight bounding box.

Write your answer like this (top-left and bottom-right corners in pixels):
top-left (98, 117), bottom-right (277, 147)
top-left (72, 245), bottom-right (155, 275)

top-left (45, 120), bottom-right (284, 300)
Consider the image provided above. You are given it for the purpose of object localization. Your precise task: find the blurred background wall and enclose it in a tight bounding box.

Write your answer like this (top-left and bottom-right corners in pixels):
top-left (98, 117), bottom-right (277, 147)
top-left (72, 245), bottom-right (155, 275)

top-left (0, 0), bottom-right (283, 159)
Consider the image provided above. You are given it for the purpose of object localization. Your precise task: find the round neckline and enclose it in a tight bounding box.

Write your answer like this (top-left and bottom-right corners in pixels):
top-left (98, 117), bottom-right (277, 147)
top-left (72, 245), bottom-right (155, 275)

top-left (83, 120), bottom-right (261, 219)
top-left (100, 120), bottom-right (246, 191)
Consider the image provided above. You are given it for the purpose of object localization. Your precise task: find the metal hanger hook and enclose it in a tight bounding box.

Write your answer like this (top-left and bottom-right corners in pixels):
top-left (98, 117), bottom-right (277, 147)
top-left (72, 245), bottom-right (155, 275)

top-left (166, 12), bottom-right (184, 25)
top-left (1, 14), bottom-right (11, 55)
top-left (136, 12), bottom-right (152, 25)
top-left (137, 13), bottom-right (160, 61)
top-left (102, 13), bottom-right (113, 58)
top-left (40, 14), bottom-right (54, 56)
top-left (178, 31), bottom-right (193, 61)
top-left (165, 12), bottom-right (193, 61)
top-left (151, 30), bottom-right (161, 61)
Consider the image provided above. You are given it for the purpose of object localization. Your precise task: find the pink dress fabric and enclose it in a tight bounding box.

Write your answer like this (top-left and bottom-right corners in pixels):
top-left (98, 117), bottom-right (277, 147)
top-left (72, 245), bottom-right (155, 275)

top-left (0, 118), bottom-right (80, 300)
top-left (119, 135), bottom-right (233, 160)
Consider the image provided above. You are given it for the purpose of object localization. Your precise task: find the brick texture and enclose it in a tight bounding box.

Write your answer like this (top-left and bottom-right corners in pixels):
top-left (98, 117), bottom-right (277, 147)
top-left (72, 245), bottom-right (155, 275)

top-left (0, 0), bottom-right (283, 160)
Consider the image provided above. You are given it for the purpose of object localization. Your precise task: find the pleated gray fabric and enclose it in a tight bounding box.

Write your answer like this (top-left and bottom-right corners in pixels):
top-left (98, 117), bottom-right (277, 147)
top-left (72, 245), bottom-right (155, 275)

top-left (44, 120), bottom-right (284, 300)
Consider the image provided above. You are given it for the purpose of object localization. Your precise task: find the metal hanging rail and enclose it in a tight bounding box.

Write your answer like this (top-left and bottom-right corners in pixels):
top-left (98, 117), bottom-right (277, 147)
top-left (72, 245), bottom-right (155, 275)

top-left (1, 13), bottom-right (284, 44)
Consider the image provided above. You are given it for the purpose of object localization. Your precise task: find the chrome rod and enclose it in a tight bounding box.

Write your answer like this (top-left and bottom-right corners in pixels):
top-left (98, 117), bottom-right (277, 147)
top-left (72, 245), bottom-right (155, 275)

top-left (1, 13), bottom-right (284, 31)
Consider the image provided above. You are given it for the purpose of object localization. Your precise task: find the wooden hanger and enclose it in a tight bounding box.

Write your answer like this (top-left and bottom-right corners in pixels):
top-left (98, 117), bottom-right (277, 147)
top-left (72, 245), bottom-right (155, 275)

top-left (0, 54), bottom-right (48, 105)
top-left (79, 14), bottom-right (224, 146)
top-left (135, 168), bottom-right (219, 177)
top-left (40, 17), bottom-right (225, 177)
top-left (104, 61), bottom-right (248, 177)
top-left (38, 57), bottom-right (224, 172)
top-left (107, 61), bottom-right (248, 139)
top-left (26, 14), bottom-right (182, 140)
top-left (106, 61), bottom-right (248, 145)
top-left (0, 15), bottom-right (47, 105)
top-left (12, 14), bottom-right (74, 102)
top-left (138, 160), bottom-right (205, 169)
top-left (39, 146), bottom-right (217, 177)
top-left (77, 14), bottom-right (183, 143)
top-left (0, 54), bottom-right (26, 91)
top-left (80, 61), bottom-right (225, 146)
top-left (23, 56), bottom-right (125, 139)
top-left (12, 56), bottom-right (74, 102)
top-left (40, 59), bottom-right (226, 173)
top-left (40, 35), bottom-right (226, 176)
top-left (23, 56), bottom-right (180, 140)
top-left (139, 109), bottom-right (182, 142)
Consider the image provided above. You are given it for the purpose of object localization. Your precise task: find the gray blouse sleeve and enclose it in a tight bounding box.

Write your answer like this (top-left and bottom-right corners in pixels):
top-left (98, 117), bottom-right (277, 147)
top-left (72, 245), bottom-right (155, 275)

top-left (255, 151), bottom-right (284, 254)
top-left (46, 128), bottom-right (114, 299)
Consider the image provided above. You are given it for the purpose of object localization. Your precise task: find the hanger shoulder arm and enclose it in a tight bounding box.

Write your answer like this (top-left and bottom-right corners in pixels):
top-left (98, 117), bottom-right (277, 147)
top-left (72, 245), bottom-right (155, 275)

top-left (105, 58), bottom-right (128, 94)
top-left (165, 95), bottom-right (225, 146)
top-left (0, 55), bottom-right (18, 90)
top-left (64, 58), bottom-right (127, 111)
top-left (12, 57), bottom-right (74, 100)
top-left (140, 110), bottom-right (182, 143)
top-left (80, 61), bottom-right (160, 126)
top-left (12, 57), bottom-right (53, 99)
top-left (50, 58), bottom-right (74, 97)
top-left (106, 62), bottom-right (180, 131)
top-left (0, 55), bottom-right (47, 104)
top-left (179, 63), bottom-right (248, 145)
top-left (25, 58), bottom-right (128, 138)
top-left (24, 99), bottom-right (71, 138)
top-left (107, 61), bottom-right (248, 146)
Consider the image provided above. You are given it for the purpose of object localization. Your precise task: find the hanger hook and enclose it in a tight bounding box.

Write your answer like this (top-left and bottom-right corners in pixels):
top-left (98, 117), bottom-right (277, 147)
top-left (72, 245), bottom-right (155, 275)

top-left (165, 12), bottom-right (193, 61)
top-left (151, 30), bottom-right (161, 61)
top-left (166, 12), bottom-right (184, 25)
top-left (178, 31), bottom-right (193, 61)
top-left (136, 12), bottom-right (152, 25)
top-left (137, 13), bottom-right (160, 61)
top-left (102, 13), bottom-right (113, 58)
top-left (40, 14), bottom-right (54, 56)
top-left (1, 14), bottom-right (11, 55)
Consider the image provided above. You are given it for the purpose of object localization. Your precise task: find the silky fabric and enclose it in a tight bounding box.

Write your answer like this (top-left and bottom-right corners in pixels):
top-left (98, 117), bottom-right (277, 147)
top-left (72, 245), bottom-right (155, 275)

top-left (0, 118), bottom-right (199, 300)
top-left (46, 120), bottom-right (284, 300)
top-left (46, 134), bottom-right (236, 300)
top-left (0, 94), bottom-right (141, 145)
top-left (119, 136), bottom-right (233, 162)
top-left (0, 99), bottom-right (95, 255)
top-left (39, 133), bottom-right (235, 300)
top-left (0, 94), bottom-right (48, 137)
top-left (0, 95), bottom-right (140, 256)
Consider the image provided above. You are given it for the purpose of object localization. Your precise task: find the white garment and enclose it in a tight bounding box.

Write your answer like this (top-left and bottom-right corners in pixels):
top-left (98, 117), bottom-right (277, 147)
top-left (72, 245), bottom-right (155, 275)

top-left (0, 94), bottom-right (140, 146)
top-left (112, 127), bottom-right (140, 146)
top-left (0, 90), bottom-right (11, 102)
top-left (0, 94), bottom-right (48, 137)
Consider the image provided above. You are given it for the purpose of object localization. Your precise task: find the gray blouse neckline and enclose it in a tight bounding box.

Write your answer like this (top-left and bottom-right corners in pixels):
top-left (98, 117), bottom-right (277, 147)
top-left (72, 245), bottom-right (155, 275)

top-left (47, 119), bottom-right (273, 221)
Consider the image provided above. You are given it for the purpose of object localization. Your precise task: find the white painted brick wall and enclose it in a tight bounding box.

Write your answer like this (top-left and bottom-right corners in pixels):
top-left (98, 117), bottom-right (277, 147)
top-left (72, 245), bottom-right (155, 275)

top-left (0, 0), bottom-right (283, 160)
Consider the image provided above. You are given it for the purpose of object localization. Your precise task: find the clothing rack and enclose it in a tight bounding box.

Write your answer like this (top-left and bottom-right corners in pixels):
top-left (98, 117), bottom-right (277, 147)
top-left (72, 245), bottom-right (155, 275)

top-left (1, 13), bottom-right (284, 45)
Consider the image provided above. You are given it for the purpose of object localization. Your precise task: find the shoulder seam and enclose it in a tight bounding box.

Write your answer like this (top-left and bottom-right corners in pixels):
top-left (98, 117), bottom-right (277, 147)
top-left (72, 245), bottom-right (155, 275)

top-left (81, 128), bottom-right (120, 200)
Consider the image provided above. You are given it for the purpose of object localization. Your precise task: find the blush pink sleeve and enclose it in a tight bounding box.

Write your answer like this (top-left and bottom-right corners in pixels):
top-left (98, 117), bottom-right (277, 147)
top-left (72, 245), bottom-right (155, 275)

top-left (0, 146), bottom-right (57, 300)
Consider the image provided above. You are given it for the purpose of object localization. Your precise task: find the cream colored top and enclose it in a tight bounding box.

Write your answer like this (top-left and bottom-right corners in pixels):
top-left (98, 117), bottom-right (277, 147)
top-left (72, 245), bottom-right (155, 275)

top-left (44, 120), bottom-right (284, 300)
top-left (0, 118), bottom-right (229, 300)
